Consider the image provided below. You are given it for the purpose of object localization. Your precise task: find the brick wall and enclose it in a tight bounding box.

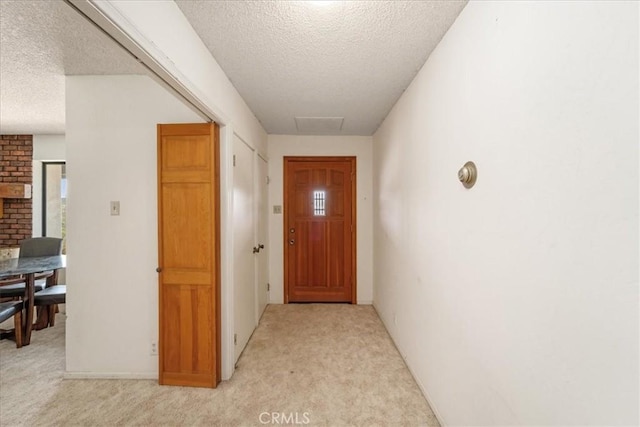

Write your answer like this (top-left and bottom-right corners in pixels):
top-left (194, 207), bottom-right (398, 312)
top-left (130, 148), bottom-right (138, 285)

top-left (0, 135), bottom-right (33, 247)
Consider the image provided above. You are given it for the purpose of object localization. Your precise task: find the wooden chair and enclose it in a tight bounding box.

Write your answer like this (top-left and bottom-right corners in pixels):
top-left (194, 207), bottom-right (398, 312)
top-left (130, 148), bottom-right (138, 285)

top-left (19, 237), bottom-right (63, 258)
top-left (34, 284), bottom-right (65, 328)
top-left (0, 273), bottom-right (48, 299)
top-left (0, 300), bottom-right (23, 347)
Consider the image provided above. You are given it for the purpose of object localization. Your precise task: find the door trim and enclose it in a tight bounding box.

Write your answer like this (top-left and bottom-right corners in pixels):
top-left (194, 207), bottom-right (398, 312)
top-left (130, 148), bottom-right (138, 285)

top-left (283, 156), bottom-right (357, 304)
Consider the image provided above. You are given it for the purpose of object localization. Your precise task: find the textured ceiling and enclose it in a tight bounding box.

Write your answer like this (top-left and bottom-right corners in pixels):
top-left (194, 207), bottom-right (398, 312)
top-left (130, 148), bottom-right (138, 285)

top-left (0, 1), bottom-right (467, 136)
top-left (176, 0), bottom-right (467, 135)
top-left (0, 0), bottom-right (144, 134)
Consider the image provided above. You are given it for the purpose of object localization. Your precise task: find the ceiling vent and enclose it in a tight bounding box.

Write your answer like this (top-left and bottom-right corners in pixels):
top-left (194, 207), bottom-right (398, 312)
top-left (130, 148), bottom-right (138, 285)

top-left (294, 117), bottom-right (344, 134)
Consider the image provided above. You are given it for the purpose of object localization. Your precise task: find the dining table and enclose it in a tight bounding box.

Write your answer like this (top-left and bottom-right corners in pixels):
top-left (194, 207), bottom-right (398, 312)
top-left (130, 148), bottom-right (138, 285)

top-left (0, 254), bottom-right (66, 345)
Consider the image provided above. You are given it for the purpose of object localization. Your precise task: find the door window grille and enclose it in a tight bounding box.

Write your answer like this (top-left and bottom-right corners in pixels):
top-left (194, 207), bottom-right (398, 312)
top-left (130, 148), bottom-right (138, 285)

top-left (313, 191), bottom-right (326, 216)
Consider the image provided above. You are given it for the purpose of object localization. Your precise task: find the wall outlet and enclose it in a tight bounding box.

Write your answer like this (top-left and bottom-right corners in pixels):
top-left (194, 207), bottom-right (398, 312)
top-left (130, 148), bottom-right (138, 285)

top-left (150, 341), bottom-right (158, 356)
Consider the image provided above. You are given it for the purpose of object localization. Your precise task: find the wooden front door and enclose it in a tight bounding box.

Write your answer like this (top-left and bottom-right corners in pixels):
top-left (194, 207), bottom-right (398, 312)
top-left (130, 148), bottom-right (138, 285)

top-left (284, 157), bottom-right (356, 303)
top-left (157, 123), bottom-right (220, 388)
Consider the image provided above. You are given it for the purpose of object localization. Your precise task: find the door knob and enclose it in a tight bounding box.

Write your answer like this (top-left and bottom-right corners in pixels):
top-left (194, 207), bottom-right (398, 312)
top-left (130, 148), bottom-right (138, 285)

top-left (253, 246), bottom-right (260, 254)
top-left (156, 267), bottom-right (162, 273)
top-left (258, 244), bottom-right (264, 249)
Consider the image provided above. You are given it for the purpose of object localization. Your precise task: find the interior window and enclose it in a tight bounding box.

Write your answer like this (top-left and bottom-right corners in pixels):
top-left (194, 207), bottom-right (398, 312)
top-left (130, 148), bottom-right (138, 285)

top-left (43, 162), bottom-right (66, 253)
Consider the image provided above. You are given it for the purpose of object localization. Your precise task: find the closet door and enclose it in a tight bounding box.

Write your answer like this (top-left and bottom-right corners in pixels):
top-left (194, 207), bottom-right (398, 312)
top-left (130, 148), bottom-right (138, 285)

top-left (233, 135), bottom-right (256, 361)
top-left (256, 155), bottom-right (269, 318)
top-left (157, 123), bottom-right (220, 388)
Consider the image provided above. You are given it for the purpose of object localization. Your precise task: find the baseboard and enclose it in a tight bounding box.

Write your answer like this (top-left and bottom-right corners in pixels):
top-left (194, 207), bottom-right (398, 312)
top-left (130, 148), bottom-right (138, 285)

top-left (357, 300), bottom-right (373, 305)
top-left (64, 372), bottom-right (158, 380)
top-left (371, 302), bottom-right (447, 427)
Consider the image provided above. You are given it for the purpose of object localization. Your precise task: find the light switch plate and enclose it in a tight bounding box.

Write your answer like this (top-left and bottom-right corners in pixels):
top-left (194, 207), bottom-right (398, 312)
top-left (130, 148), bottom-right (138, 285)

top-left (273, 205), bottom-right (282, 214)
top-left (110, 201), bottom-right (120, 216)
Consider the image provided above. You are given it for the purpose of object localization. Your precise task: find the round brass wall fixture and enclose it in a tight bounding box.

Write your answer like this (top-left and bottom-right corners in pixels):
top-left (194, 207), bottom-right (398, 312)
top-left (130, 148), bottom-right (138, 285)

top-left (458, 161), bottom-right (477, 189)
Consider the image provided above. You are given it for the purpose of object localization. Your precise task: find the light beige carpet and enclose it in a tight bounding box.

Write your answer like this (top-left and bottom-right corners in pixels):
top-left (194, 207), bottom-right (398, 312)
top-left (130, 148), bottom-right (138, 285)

top-left (0, 304), bottom-right (439, 426)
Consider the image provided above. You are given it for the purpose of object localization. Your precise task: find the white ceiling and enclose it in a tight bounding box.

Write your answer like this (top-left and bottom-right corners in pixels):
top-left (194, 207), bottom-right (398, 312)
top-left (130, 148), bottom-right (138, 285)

top-left (176, 0), bottom-right (467, 135)
top-left (0, 0), bottom-right (144, 134)
top-left (0, 0), bottom-right (466, 136)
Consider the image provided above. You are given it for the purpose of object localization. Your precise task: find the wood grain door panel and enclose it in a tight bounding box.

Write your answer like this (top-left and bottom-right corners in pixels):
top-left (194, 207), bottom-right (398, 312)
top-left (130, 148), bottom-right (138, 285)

top-left (161, 183), bottom-right (212, 272)
top-left (284, 157), bottom-right (356, 303)
top-left (161, 285), bottom-right (214, 387)
top-left (157, 123), bottom-right (220, 388)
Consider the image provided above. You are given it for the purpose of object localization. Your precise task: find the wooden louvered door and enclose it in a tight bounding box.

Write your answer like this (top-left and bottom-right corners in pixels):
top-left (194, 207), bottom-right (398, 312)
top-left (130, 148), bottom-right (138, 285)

top-left (157, 123), bottom-right (220, 388)
top-left (284, 157), bottom-right (356, 303)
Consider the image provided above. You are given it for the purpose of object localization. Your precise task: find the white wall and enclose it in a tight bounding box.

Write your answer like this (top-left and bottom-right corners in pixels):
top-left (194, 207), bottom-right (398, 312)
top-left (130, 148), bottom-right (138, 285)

top-left (33, 134), bottom-right (65, 161)
top-left (268, 135), bottom-right (373, 305)
top-left (89, 0), bottom-right (267, 155)
top-left (65, 75), bottom-right (202, 377)
top-left (32, 134), bottom-right (66, 237)
top-left (373, 2), bottom-right (638, 426)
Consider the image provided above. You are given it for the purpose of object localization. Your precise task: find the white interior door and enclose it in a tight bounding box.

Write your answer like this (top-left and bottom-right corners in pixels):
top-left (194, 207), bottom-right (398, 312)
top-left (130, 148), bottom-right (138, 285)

top-left (233, 135), bottom-right (256, 362)
top-left (256, 155), bottom-right (269, 319)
